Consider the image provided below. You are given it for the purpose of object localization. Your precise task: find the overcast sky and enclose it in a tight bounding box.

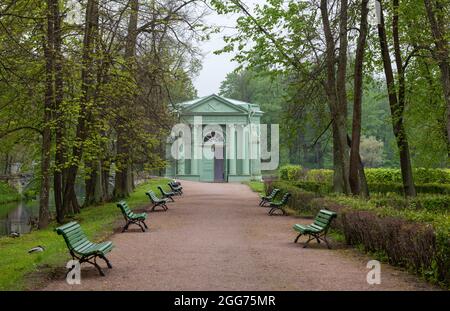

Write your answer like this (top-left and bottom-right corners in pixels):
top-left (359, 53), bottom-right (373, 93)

top-left (192, 9), bottom-right (239, 97)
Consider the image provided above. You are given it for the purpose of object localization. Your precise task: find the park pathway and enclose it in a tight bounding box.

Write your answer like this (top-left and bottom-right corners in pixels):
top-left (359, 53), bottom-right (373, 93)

top-left (44, 181), bottom-right (435, 290)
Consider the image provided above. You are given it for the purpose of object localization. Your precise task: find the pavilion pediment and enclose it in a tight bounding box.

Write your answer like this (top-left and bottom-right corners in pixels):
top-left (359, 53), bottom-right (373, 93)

top-left (181, 95), bottom-right (248, 114)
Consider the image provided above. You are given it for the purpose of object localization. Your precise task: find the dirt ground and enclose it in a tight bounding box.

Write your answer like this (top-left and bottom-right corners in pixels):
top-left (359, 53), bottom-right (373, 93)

top-left (43, 180), bottom-right (437, 291)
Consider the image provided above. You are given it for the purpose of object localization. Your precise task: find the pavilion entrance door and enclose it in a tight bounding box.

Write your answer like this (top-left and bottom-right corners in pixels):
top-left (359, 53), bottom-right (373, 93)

top-left (214, 144), bottom-right (225, 182)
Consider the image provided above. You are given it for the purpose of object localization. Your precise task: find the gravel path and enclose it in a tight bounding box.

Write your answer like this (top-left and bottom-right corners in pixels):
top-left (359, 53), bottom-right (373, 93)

top-left (44, 180), bottom-right (436, 291)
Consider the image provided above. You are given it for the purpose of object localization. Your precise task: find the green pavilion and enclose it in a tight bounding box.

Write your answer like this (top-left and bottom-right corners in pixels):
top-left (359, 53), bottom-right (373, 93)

top-left (165, 94), bottom-right (264, 182)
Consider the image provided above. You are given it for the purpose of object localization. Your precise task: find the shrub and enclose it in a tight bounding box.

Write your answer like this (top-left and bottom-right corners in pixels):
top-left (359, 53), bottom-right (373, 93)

top-left (365, 168), bottom-right (450, 184)
top-left (294, 181), bottom-right (332, 194)
top-left (278, 165), bottom-right (304, 181)
top-left (369, 182), bottom-right (450, 195)
top-left (369, 193), bottom-right (450, 213)
top-left (306, 196), bottom-right (450, 286)
top-left (305, 169), bottom-right (333, 183)
top-left (304, 168), bottom-right (450, 185)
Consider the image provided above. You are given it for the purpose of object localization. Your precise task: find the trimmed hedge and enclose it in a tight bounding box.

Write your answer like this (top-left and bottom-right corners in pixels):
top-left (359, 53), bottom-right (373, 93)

top-left (369, 194), bottom-right (450, 213)
top-left (305, 169), bottom-right (333, 183)
top-left (293, 181), bottom-right (333, 194)
top-left (265, 180), bottom-right (450, 287)
top-left (368, 182), bottom-right (450, 195)
top-left (278, 165), bottom-right (304, 181)
top-left (302, 168), bottom-right (450, 184)
top-left (293, 180), bottom-right (450, 196)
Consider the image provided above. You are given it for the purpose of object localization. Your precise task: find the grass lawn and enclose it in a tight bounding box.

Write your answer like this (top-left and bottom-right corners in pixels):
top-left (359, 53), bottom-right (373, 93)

top-left (243, 180), bottom-right (265, 195)
top-left (0, 177), bottom-right (169, 290)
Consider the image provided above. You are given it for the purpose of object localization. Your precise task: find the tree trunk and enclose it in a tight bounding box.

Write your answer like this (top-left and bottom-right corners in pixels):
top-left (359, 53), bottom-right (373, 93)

top-left (320, 0), bottom-right (350, 194)
top-left (39, 0), bottom-right (56, 229)
top-left (53, 0), bottom-right (65, 223)
top-left (114, 0), bottom-right (139, 198)
top-left (377, 1), bottom-right (416, 197)
top-left (349, 0), bottom-right (369, 196)
top-left (347, 135), bottom-right (369, 198)
top-left (424, 0), bottom-right (450, 158)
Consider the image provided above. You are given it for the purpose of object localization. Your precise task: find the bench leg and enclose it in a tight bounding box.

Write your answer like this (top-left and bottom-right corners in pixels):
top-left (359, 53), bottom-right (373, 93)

top-left (100, 255), bottom-right (112, 269)
top-left (122, 221), bottom-right (130, 232)
top-left (294, 233), bottom-right (302, 243)
top-left (303, 236), bottom-right (314, 248)
top-left (95, 263), bottom-right (105, 276)
top-left (90, 257), bottom-right (105, 276)
top-left (137, 221), bottom-right (145, 232)
top-left (322, 235), bottom-right (331, 249)
top-left (142, 220), bottom-right (148, 229)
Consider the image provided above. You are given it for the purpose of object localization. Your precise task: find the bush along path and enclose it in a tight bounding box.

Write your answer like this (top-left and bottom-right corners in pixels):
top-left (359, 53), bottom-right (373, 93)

top-left (44, 181), bottom-right (437, 291)
top-left (0, 177), bottom-right (169, 290)
top-left (265, 179), bottom-right (450, 288)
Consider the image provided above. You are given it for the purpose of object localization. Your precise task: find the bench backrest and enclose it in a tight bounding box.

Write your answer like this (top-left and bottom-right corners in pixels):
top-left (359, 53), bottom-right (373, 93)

top-left (313, 209), bottom-right (337, 230)
top-left (158, 186), bottom-right (167, 195)
top-left (168, 182), bottom-right (179, 189)
top-left (280, 193), bottom-right (291, 205)
top-left (117, 201), bottom-right (132, 218)
top-left (268, 188), bottom-right (280, 199)
top-left (55, 221), bottom-right (89, 251)
top-left (146, 190), bottom-right (159, 202)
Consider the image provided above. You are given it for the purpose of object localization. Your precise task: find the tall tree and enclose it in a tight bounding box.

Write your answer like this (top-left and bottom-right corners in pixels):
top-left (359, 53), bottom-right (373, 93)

top-left (114, 0), bottom-right (139, 198)
top-left (39, 0), bottom-right (58, 228)
top-left (349, 0), bottom-right (370, 196)
top-left (424, 0), bottom-right (450, 158)
top-left (376, 0), bottom-right (416, 197)
top-left (63, 0), bottom-right (99, 213)
top-left (320, 0), bottom-right (351, 194)
top-left (53, 0), bottom-right (65, 222)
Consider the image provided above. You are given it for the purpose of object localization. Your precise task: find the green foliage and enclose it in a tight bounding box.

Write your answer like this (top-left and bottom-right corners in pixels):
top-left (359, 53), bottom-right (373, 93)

top-left (0, 181), bottom-right (20, 204)
top-left (368, 193), bottom-right (450, 213)
top-left (368, 182), bottom-right (450, 195)
top-left (303, 168), bottom-right (450, 185)
top-left (278, 164), bottom-right (304, 181)
top-left (359, 136), bottom-right (384, 167)
top-left (305, 169), bottom-right (334, 183)
top-left (293, 181), bottom-right (332, 194)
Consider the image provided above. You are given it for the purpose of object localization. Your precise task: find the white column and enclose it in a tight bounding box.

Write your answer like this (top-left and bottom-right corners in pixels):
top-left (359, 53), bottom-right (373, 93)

top-left (229, 125), bottom-right (236, 175)
top-left (191, 124), bottom-right (198, 175)
top-left (242, 129), bottom-right (250, 175)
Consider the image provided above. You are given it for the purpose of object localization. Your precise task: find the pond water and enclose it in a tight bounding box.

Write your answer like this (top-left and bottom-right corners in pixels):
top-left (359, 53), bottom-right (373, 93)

top-left (0, 189), bottom-right (85, 237)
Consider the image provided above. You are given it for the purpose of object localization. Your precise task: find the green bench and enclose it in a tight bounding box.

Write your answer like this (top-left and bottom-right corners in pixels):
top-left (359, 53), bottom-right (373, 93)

top-left (158, 186), bottom-right (175, 202)
top-left (168, 181), bottom-right (183, 195)
top-left (268, 193), bottom-right (291, 215)
top-left (293, 209), bottom-right (337, 249)
top-left (55, 221), bottom-right (113, 276)
top-left (259, 188), bottom-right (280, 206)
top-left (117, 201), bottom-right (148, 232)
top-left (146, 190), bottom-right (168, 211)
